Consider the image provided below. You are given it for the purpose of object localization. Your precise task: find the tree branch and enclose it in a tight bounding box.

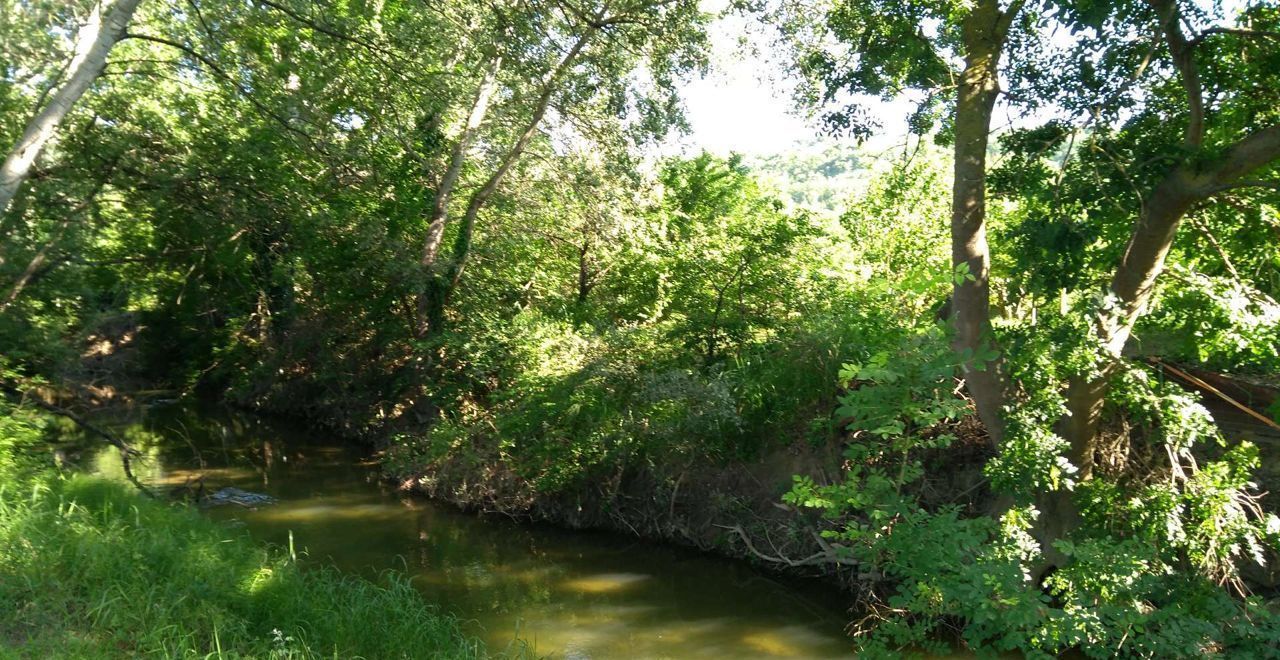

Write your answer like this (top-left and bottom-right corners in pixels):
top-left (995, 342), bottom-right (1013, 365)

top-left (715, 524), bottom-right (858, 568)
top-left (1189, 26), bottom-right (1280, 48)
top-left (1202, 178), bottom-right (1280, 195)
top-left (0, 382), bottom-right (153, 497)
top-left (124, 32), bottom-right (320, 149)
top-left (1192, 124), bottom-right (1280, 195)
top-left (1187, 216), bottom-right (1240, 280)
top-left (1148, 0), bottom-right (1205, 148)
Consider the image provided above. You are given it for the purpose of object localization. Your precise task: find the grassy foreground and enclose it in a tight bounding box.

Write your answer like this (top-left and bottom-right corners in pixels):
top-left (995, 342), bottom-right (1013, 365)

top-left (0, 413), bottom-right (484, 659)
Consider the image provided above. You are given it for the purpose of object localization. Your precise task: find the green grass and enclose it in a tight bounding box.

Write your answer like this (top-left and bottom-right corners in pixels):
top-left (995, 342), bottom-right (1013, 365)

top-left (0, 435), bottom-right (485, 658)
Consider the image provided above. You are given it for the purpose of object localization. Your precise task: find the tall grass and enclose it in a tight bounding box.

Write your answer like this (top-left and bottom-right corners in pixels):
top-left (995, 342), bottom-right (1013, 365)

top-left (0, 412), bottom-right (485, 659)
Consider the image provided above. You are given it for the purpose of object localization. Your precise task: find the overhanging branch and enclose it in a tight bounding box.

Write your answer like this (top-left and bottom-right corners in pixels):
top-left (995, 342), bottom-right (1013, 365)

top-left (715, 524), bottom-right (859, 568)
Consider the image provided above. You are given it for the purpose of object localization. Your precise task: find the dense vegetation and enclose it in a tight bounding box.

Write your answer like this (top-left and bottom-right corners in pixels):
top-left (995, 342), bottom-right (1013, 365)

top-left (3, 0), bottom-right (1280, 657)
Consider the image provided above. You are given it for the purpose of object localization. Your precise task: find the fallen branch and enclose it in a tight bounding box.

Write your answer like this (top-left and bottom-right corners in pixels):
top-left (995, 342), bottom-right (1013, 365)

top-left (1147, 357), bottom-right (1280, 432)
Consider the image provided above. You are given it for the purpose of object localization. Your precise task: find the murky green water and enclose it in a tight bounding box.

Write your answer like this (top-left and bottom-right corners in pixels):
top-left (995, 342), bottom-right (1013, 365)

top-left (79, 402), bottom-right (856, 658)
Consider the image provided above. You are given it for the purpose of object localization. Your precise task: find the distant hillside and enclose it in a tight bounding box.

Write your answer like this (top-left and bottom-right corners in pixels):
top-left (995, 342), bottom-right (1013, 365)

top-left (747, 139), bottom-right (948, 217)
top-left (746, 141), bottom-right (875, 216)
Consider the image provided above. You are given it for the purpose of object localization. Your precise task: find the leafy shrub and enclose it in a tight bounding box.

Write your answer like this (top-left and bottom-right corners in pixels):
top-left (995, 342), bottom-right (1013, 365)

top-left (784, 314), bottom-right (1280, 657)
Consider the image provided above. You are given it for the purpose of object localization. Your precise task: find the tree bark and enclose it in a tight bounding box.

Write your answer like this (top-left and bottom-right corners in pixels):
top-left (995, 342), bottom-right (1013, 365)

top-left (0, 0), bottom-right (142, 218)
top-left (950, 0), bottom-right (1022, 447)
top-left (419, 56), bottom-right (502, 272)
top-left (577, 240), bottom-right (592, 304)
top-left (0, 218), bottom-right (71, 313)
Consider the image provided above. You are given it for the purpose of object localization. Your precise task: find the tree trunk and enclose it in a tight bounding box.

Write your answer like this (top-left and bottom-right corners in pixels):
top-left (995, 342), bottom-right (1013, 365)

top-left (1061, 172), bottom-right (1198, 476)
top-left (415, 27), bottom-right (597, 338)
top-left (577, 241), bottom-right (592, 304)
top-left (950, 0), bottom-right (1021, 447)
top-left (419, 56), bottom-right (502, 273)
top-left (0, 0), bottom-right (142, 218)
top-left (1035, 2), bottom-right (1280, 568)
top-left (0, 218), bottom-right (71, 313)
top-left (1061, 125), bottom-right (1280, 474)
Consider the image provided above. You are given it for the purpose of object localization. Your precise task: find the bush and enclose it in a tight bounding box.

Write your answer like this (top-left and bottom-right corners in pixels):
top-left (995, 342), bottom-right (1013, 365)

top-left (783, 314), bottom-right (1280, 658)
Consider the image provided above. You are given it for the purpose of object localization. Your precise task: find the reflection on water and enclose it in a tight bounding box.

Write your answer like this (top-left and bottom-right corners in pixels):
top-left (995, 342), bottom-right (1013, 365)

top-left (75, 402), bottom-right (857, 658)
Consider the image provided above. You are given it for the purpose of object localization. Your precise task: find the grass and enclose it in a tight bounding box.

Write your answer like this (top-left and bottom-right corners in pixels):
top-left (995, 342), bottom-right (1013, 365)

top-left (0, 411), bottom-right (486, 659)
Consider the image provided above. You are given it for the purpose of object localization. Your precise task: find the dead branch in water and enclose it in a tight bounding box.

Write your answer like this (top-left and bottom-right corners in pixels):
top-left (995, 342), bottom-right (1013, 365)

top-left (0, 382), bottom-right (154, 497)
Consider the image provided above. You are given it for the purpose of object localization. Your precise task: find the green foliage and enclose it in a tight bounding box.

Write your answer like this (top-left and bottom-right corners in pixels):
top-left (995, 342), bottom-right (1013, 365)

top-left (390, 293), bottom-right (869, 494)
top-left (379, 153), bottom-right (869, 493)
top-left (784, 298), bottom-right (1280, 656)
top-left (649, 153), bottom-right (826, 360)
top-left (5, 2), bottom-right (1280, 658)
top-left (1140, 268), bottom-right (1280, 373)
top-left (838, 151), bottom-right (951, 283)
top-left (782, 322), bottom-right (969, 548)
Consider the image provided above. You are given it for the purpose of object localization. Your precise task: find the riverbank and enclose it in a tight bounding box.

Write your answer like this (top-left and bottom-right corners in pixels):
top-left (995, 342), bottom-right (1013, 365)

top-left (387, 424), bottom-right (990, 595)
top-left (0, 407), bottom-right (487, 659)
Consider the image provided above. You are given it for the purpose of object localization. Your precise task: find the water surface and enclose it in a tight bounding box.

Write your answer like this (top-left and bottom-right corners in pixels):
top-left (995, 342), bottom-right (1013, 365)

top-left (79, 402), bottom-right (856, 659)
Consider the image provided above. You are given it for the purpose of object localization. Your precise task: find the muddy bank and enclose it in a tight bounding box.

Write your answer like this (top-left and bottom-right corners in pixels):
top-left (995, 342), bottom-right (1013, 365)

top-left (385, 416), bottom-right (994, 597)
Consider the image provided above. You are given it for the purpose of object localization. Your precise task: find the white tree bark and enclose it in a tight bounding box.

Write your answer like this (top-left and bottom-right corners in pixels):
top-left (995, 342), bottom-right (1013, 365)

top-left (420, 55), bottom-right (503, 271)
top-left (0, 0), bottom-right (142, 218)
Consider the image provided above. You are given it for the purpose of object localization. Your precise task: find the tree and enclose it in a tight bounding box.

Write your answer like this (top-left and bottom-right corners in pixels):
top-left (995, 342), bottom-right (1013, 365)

top-left (1051, 0), bottom-right (1280, 478)
top-left (0, 0), bottom-right (141, 220)
top-left (779, 0), bottom-right (1280, 475)
top-left (774, 0), bottom-right (1027, 445)
top-left (650, 153), bottom-right (821, 362)
top-left (413, 0), bottom-right (708, 339)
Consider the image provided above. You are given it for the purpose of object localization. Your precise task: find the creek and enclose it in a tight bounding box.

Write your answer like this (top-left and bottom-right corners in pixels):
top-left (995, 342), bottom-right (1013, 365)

top-left (76, 401), bottom-right (859, 659)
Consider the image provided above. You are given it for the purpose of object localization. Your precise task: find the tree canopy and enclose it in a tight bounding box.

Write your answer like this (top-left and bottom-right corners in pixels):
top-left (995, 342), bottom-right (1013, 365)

top-left (3, 0), bottom-right (1280, 656)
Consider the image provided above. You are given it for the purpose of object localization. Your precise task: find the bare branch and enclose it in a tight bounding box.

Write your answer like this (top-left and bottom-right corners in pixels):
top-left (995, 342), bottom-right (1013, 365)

top-left (715, 524), bottom-right (858, 568)
top-left (0, 382), bottom-right (153, 497)
top-left (1187, 216), bottom-right (1240, 280)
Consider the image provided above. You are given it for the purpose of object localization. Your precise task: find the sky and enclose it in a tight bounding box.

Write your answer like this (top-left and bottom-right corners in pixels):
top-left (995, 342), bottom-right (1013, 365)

top-left (673, 0), bottom-right (1249, 158)
top-left (670, 14), bottom-right (814, 155)
top-left (667, 3), bottom-right (914, 158)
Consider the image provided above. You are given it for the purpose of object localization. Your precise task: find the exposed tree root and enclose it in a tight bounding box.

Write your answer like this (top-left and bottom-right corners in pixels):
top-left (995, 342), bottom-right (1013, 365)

top-left (715, 523), bottom-right (858, 568)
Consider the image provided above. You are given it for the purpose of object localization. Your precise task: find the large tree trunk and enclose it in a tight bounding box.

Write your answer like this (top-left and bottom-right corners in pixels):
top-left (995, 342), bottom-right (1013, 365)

top-left (1061, 173), bottom-right (1198, 477)
top-left (0, 0), bottom-right (142, 218)
top-left (950, 0), bottom-right (1022, 446)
